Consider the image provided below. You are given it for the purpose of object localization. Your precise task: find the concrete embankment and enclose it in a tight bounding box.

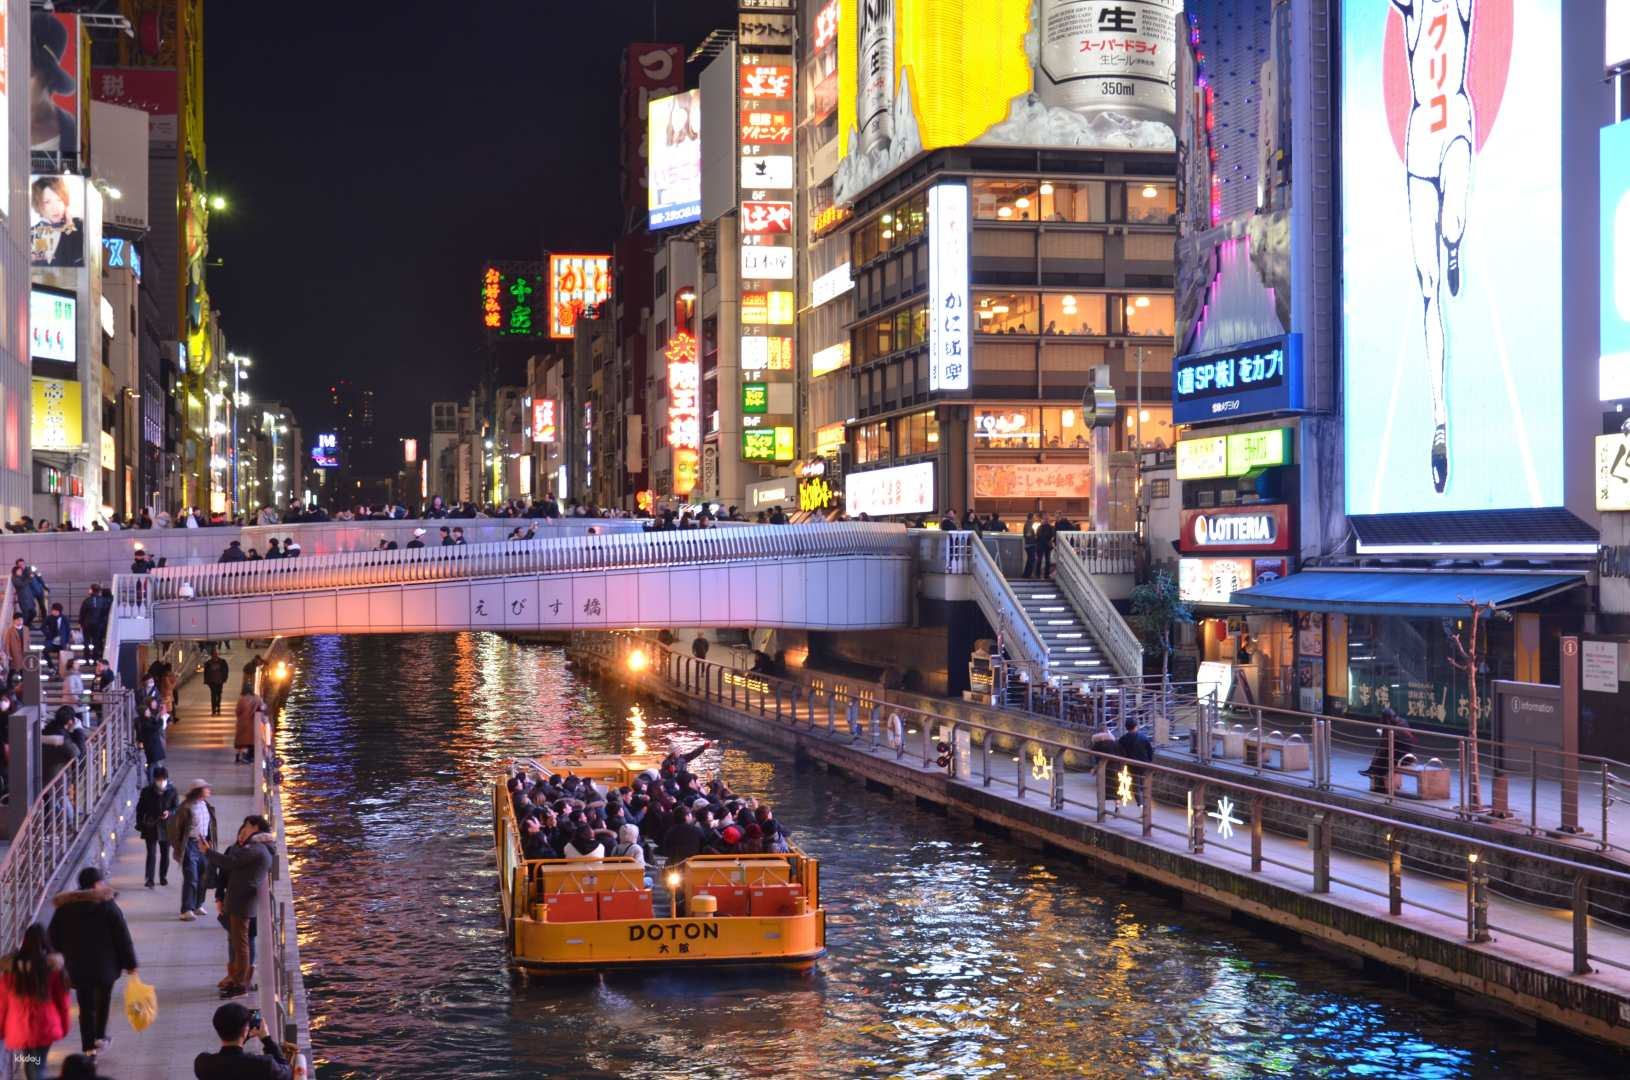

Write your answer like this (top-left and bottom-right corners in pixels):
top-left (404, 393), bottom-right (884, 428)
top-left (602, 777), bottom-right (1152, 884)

top-left (573, 645), bottom-right (1630, 1052)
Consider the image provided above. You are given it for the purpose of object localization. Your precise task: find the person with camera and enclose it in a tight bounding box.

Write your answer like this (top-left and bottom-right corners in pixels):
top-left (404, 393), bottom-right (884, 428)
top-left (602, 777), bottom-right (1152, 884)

top-left (194, 1002), bottom-right (291, 1080)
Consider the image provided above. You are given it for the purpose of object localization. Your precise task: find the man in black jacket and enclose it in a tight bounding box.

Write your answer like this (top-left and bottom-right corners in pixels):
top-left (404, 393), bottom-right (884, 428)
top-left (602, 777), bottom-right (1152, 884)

top-left (207, 814), bottom-right (276, 996)
top-left (195, 1003), bottom-right (291, 1080)
top-left (78, 584), bottom-right (108, 661)
top-left (48, 867), bottom-right (138, 1055)
top-left (202, 649), bottom-right (231, 716)
top-left (1116, 716), bottom-right (1155, 806)
top-left (137, 766), bottom-right (179, 887)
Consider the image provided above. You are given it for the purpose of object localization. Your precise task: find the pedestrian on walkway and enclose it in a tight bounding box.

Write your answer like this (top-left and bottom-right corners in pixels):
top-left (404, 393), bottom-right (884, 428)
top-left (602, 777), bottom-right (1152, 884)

top-left (206, 815), bottom-right (275, 997)
top-left (1116, 715), bottom-right (1155, 806)
top-left (77, 587), bottom-right (107, 664)
top-left (241, 654), bottom-right (264, 695)
top-left (1036, 513), bottom-right (1057, 578)
top-left (234, 688), bottom-right (264, 765)
top-left (41, 603), bottom-right (71, 678)
top-left (0, 923), bottom-right (71, 1080)
top-left (1021, 512), bottom-right (1039, 578)
top-left (194, 1002), bottom-right (291, 1080)
top-left (169, 780), bottom-right (218, 921)
top-left (136, 766), bottom-right (179, 888)
top-left (63, 660), bottom-right (88, 727)
top-left (3, 612), bottom-right (28, 675)
top-left (204, 649), bottom-right (231, 716)
top-left (46, 868), bottom-right (137, 1058)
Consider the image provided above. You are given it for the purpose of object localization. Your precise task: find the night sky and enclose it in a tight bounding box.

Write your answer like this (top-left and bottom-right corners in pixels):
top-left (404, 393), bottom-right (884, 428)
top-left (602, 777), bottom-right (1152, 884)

top-left (203, 0), bottom-right (736, 460)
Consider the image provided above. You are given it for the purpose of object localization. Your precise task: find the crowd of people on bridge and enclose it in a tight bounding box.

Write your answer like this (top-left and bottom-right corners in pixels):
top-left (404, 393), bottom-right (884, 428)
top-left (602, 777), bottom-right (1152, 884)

top-left (506, 743), bottom-right (792, 872)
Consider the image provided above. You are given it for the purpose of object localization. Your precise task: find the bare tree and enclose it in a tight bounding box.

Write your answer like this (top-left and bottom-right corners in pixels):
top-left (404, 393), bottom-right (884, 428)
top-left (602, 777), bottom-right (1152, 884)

top-left (1446, 597), bottom-right (1497, 812)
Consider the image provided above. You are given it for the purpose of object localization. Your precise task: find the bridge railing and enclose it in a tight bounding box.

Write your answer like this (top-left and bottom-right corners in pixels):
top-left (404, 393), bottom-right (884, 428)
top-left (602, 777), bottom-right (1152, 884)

top-left (115, 523), bottom-right (913, 606)
top-left (588, 633), bottom-right (1630, 975)
top-left (0, 690), bottom-right (138, 954)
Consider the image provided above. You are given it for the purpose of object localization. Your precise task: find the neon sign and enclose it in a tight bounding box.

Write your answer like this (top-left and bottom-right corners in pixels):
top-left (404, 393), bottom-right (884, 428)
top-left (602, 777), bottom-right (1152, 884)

top-left (666, 333), bottom-right (700, 495)
top-left (533, 399), bottom-right (557, 444)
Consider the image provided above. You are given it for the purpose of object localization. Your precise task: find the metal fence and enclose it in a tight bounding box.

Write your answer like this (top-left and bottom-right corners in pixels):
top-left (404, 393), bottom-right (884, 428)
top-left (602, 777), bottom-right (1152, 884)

top-left (588, 633), bottom-right (1630, 974)
top-left (0, 690), bottom-right (138, 953)
top-left (250, 659), bottom-right (309, 1062)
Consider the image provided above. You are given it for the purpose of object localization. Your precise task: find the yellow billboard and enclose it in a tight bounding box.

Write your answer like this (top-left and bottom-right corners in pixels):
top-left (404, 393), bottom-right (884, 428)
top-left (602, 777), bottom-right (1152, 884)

top-left (31, 377), bottom-right (82, 450)
top-left (834, 0), bottom-right (1179, 202)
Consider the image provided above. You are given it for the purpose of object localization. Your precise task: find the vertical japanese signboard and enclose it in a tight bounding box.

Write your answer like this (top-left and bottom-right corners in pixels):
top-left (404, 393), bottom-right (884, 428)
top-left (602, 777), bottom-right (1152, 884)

top-left (739, 2), bottom-right (797, 463)
top-left (481, 263), bottom-right (548, 340)
top-left (927, 182), bottom-right (969, 391)
top-left (667, 332), bottom-right (701, 495)
top-left (548, 254), bottom-right (612, 340)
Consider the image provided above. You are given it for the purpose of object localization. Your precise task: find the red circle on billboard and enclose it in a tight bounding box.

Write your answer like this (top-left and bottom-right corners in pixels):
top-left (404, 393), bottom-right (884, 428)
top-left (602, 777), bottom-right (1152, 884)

top-left (1380, 0), bottom-right (1512, 163)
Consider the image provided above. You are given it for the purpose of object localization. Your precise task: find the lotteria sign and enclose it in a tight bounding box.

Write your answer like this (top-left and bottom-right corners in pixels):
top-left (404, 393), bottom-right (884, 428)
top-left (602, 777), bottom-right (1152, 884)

top-left (1173, 334), bottom-right (1303, 424)
top-left (1178, 505), bottom-right (1292, 554)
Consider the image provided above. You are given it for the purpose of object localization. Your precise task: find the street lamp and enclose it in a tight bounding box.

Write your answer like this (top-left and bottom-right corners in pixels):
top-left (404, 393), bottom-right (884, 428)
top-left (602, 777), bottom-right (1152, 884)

top-left (210, 194), bottom-right (228, 212)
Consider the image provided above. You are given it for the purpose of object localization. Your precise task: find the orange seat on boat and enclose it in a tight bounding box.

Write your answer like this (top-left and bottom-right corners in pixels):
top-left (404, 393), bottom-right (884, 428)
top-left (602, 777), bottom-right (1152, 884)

top-left (598, 889), bottom-right (655, 921)
top-left (694, 886), bottom-right (750, 916)
top-left (748, 884), bottom-right (803, 917)
top-left (543, 893), bottom-right (599, 923)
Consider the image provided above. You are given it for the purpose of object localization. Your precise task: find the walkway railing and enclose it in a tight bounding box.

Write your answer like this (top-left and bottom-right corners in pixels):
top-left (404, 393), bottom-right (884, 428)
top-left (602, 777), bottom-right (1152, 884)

top-left (250, 653), bottom-right (309, 1061)
top-left (588, 633), bottom-right (1630, 974)
top-left (112, 523), bottom-right (913, 609)
top-left (1053, 537), bottom-right (1143, 678)
top-left (913, 529), bottom-right (970, 575)
top-left (1057, 530), bottom-right (1139, 575)
top-left (0, 690), bottom-right (138, 953)
top-left (967, 533), bottom-right (1050, 676)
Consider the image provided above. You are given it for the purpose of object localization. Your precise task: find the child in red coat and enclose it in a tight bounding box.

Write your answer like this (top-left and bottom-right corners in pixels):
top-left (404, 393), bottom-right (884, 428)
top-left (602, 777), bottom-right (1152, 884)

top-left (0, 924), bottom-right (72, 1080)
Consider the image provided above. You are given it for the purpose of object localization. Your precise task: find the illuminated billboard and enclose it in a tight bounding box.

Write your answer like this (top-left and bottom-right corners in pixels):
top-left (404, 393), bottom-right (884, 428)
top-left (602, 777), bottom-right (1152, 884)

top-left (311, 433), bottom-right (339, 469)
top-left (29, 174), bottom-right (86, 267)
top-left (30, 377), bottom-right (81, 450)
top-left (533, 399), bottom-right (557, 444)
top-left (1341, 2), bottom-right (1560, 515)
top-left (834, 0), bottom-right (1179, 203)
top-left (927, 183), bottom-right (969, 391)
top-left (742, 426), bottom-right (795, 463)
top-left (31, 12), bottom-right (82, 163)
top-left (1175, 1), bottom-right (1293, 376)
top-left (847, 461), bottom-right (935, 517)
top-left (648, 89), bottom-right (702, 229)
top-left (481, 264), bottom-right (548, 339)
top-left (1604, 121), bottom-right (1630, 400)
top-left (549, 254), bottom-right (611, 339)
top-left (30, 289), bottom-right (75, 363)
top-left (666, 333), bottom-right (700, 495)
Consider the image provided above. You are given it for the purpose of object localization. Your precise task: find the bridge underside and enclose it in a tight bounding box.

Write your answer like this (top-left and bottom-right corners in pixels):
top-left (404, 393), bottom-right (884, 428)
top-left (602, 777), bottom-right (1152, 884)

top-left (144, 555), bottom-right (911, 640)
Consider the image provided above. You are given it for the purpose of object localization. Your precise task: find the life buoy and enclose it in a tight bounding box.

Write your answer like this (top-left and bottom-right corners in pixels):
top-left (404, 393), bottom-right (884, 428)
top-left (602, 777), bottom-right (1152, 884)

top-left (887, 712), bottom-right (904, 750)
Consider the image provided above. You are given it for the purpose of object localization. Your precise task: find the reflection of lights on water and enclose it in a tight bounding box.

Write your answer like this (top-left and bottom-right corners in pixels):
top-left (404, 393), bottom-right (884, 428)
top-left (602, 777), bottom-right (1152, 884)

top-left (627, 704), bottom-right (649, 756)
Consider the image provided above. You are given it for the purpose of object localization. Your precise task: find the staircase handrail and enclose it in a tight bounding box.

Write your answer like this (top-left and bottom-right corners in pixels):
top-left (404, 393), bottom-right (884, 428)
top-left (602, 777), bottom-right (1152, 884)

top-left (123, 523), bottom-right (913, 603)
top-left (966, 532), bottom-right (1051, 677)
top-left (1053, 535), bottom-right (1143, 679)
top-left (1057, 530), bottom-right (1139, 575)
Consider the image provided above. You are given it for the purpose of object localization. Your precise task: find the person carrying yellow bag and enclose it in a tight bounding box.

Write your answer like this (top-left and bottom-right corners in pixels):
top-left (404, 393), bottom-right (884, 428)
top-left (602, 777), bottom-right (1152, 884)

top-left (123, 972), bottom-right (157, 1033)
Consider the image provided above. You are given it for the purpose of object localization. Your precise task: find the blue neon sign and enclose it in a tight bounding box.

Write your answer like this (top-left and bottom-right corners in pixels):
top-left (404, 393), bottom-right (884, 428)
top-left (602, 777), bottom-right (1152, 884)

top-left (1173, 334), bottom-right (1302, 424)
top-left (102, 238), bottom-right (141, 280)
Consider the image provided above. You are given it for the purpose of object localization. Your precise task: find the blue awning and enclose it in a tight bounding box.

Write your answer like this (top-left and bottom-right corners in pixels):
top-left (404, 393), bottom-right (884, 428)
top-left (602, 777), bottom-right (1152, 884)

top-left (1229, 570), bottom-right (1584, 617)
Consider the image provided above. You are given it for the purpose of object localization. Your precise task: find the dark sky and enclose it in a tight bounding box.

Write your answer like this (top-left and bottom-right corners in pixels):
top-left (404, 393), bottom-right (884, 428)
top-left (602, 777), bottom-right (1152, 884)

top-left (203, 0), bottom-right (735, 457)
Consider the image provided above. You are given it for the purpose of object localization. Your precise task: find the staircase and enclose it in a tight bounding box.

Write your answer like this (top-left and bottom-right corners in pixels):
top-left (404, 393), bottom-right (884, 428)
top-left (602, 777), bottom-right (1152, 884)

top-left (1006, 574), bottom-right (1114, 690)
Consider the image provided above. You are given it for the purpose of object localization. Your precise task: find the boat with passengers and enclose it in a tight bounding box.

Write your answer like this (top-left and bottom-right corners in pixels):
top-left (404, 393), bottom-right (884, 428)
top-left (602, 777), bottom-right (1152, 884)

top-left (493, 752), bottom-right (826, 975)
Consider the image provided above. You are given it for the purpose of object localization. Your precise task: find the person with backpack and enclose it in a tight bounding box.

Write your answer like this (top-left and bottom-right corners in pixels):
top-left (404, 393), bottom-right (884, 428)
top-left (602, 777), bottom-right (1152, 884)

top-left (0, 923), bottom-right (71, 1079)
top-left (137, 766), bottom-right (180, 889)
top-left (46, 868), bottom-right (137, 1058)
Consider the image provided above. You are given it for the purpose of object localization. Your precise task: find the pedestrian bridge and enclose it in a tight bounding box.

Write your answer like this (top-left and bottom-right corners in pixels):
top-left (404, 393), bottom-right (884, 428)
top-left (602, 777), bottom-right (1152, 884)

top-left (109, 524), bottom-right (914, 642)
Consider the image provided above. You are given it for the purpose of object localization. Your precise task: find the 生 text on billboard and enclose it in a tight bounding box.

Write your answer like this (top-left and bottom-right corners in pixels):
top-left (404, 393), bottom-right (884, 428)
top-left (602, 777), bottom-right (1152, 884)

top-left (1341, 1), bottom-right (1560, 515)
top-left (648, 89), bottom-right (702, 229)
top-left (834, 0), bottom-right (1179, 203)
top-left (549, 254), bottom-right (611, 339)
top-left (927, 184), bottom-right (969, 392)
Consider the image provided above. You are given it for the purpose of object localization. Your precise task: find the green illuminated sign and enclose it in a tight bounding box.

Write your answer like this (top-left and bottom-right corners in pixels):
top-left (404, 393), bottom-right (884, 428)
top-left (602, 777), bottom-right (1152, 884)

top-left (1225, 428), bottom-right (1291, 474)
top-left (743, 426), bottom-right (795, 462)
top-left (742, 382), bottom-right (768, 415)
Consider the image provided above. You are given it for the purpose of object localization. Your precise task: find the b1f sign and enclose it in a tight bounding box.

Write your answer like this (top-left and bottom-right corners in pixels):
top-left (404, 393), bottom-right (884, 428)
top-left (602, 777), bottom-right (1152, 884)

top-left (927, 184), bottom-right (970, 392)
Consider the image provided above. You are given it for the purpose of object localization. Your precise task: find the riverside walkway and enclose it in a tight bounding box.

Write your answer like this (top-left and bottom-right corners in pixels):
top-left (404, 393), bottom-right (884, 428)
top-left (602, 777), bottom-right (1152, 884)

top-left (48, 652), bottom-right (274, 1077)
top-left (579, 635), bottom-right (1630, 1050)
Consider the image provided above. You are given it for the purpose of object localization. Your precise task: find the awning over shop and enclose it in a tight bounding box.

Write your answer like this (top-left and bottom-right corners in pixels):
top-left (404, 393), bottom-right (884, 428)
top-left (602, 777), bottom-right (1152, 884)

top-left (1229, 570), bottom-right (1585, 618)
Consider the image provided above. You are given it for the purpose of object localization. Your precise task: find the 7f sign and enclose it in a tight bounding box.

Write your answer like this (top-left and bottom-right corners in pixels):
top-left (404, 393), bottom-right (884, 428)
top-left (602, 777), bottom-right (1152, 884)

top-left (928, 184), bottom-right (970, 392)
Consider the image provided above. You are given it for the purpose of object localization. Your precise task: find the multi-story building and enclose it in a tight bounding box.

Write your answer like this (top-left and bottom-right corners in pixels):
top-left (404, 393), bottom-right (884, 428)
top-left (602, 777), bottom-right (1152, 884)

top-left (429, 400), bottom-right (460, 506)
top-left (0, 3), bottom-right (31, 522)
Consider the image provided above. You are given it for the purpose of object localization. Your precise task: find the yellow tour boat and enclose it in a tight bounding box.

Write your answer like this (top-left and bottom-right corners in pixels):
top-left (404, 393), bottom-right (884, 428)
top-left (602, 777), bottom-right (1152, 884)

top-left (494, 754), bottom-right (826, 974)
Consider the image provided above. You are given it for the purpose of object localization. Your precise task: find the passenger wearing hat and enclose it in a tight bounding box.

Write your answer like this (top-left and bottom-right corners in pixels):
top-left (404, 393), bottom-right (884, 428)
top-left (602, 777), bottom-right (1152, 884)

top-left (405, 528), bottom-right (427, 549)
top-left (29, 13), bottom-right (79, 157)
top-left (166, 780), bottom-right (218, 921)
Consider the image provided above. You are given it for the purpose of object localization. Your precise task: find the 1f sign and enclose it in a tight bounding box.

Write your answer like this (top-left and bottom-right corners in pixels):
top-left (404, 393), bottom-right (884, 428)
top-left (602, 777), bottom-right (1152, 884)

top-left (928, 184), bottom-right (970, 392)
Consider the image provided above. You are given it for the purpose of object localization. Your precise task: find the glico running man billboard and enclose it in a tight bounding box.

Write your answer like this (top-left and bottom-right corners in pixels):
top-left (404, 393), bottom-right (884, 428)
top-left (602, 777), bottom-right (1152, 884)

top-left (1340, 0), bottom-right (1561, 515)
top-left (833, 0), bottom-right (1181, 203)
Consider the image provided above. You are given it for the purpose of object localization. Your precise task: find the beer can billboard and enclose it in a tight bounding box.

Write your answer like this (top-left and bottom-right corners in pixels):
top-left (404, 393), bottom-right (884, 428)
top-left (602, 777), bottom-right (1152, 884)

top-left (834, 0), bottom-right (1180, 203)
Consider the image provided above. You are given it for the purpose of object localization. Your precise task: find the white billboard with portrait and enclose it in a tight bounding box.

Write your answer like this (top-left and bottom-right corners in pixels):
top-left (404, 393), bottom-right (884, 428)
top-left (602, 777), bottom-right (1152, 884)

top-left (1340, 1), bottom-right (1561, 515)
top-left (648, 89), bottom-right (701, 229)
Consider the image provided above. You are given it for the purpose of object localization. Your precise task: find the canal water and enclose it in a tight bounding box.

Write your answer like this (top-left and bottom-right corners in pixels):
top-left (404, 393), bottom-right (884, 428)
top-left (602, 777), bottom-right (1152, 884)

top-left (277, 634), bottom-right (1621, 1079)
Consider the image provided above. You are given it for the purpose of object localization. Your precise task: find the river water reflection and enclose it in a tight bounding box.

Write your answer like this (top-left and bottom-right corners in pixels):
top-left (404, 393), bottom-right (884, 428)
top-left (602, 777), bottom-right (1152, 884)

top-left (276, 633), bottom-right (1621, 1078)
